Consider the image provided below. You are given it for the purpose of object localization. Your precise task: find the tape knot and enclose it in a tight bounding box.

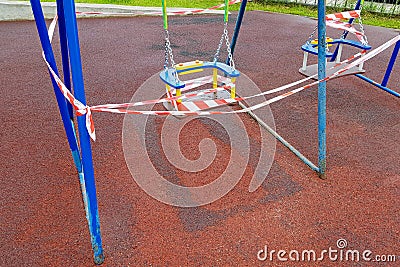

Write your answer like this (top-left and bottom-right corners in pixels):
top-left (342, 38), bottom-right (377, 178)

top-left (76, 105), bottom-right (90, 116)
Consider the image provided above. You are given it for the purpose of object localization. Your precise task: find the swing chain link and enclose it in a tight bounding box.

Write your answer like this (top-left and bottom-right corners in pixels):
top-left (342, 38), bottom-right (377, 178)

top-left (224, 23), bottom-right (235, 70)
top-left (164, 40), bottom-right (169, 70)
top-left (164, 30), bottom-right (176, 69)
top-left (307, 25), bottom-right (318, 45)
top-left (164, 29), bottom-right (180, 82)
top-left (213, 22), bottom-right (235, 70)
top-left (339, 6), bottom-right (368, 46)
top-left (357, 5), bottom-right (368, 45)
top-left (340, 28), bottom-right (346, 40)
top-left (213, 26), bottom-right (226, 63)
top-left (306, 25), bottom-right (329, 52)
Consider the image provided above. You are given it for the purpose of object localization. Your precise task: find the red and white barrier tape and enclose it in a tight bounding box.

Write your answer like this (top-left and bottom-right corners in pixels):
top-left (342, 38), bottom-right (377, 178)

top-left (93, 85), bottom-right (232, 110)
top-left (174, 75), bottom-right (213, 93)
top-left (326, 10), bottom-right (360, 21)
top-left (326, 20), bottom-right (365, 42)
top-left (91, 48), bottom-right (367, 111)
top-left (177, 97), bottom-right (238, 112)
top-left (43, 16), bottom-right (400, 141)
top-left (99, 36), bottom-right (396, 113)
top-left (324, 10), bottom-right (366, 42)
top-left (177, 75), bottom-right (233, 93)
top-left (75, 0), bottom-right (241, 17)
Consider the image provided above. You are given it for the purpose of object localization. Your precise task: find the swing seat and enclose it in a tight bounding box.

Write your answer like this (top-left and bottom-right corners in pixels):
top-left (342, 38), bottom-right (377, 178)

top-left (299, 39), bottom-right (372, 79)
top-left (301, 39), bottom-right (371, 57)
top-left (160, 60), bottom-right (240, 114)
top-left (160, 61), bottom-right (240, 88)
top-left (299, 61), bottom-right (367, 79)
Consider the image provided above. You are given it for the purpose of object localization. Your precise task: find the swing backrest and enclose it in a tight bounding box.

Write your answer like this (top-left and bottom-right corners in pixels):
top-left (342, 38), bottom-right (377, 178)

top-left (160, 61), bottom-right (240, 89)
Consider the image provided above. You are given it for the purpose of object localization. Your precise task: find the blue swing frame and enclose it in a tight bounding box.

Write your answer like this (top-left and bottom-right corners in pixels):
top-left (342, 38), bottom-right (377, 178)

top-left (29, 0), bottom-right (329, 263)
top-left (301, 0), bottom-right (399, 99)
top-left (29, 0), bottom-right (398, 263)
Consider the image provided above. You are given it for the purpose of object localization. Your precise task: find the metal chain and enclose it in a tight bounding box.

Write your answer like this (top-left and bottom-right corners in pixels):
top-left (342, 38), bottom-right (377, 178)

top-left (164, 39), bottom-right (169, 70)
top-left (213, 28), bottom-right (226, 63)
top-left (224, 24), bottom-right (235, 70)
top-left (307, 25), bottom-right (318, 44)
top-left (304, 8), bottom-right (368, 52)
top-left (164, 29), bottom-right (177, 69)
top-left (340, 29), bottom-right (347, 40)
top-left (213, 23), bottom-right (235, 70)
top-left (164, 29), bottom-right (180, 82)
top-left (357, 6), bottom-right (368, 45)
top-left (339, 6), bottom-right (368, 46)
top-left (306, 25), bottom-right (329, 52)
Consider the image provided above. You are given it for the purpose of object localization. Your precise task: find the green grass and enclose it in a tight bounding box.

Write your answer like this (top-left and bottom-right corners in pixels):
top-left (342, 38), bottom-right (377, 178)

top-left (250, 1), bottom-right (400, 29)
top-left (47, 0), bottom-right (230, 8)
top-left (39, 0), bottom-right (400, 29)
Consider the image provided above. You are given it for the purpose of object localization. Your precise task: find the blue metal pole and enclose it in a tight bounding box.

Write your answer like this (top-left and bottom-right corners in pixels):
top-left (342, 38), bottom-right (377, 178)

top-left (355, 74), bottom-right (400, 98)
top-left (30, 0), bottom-right (82, 172)
top-left (330, 0), bottom-right (362, 61)
top-left (56, 0), bottom-right (74, 120)
top-left (353, 39), bottom-right (399, 98)
top-left (381, 39), bottom-right (399, 87)
top-left (317, 0), bottom-right (327, 179)
top-left (238, 102), bottom-right (320, 172)
top-left (61, 0), bottom-right (104, 264)
top-left (231, 2), bottom-right (322, 174)
top-left (226, 0), bottom-right (247, 64)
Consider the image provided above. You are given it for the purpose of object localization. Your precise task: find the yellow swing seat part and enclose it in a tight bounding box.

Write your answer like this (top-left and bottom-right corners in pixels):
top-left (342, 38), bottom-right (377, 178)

top-left (310, 37), bottom-right (334, 48)
top-left (175, 60), bottom-right (204, 75)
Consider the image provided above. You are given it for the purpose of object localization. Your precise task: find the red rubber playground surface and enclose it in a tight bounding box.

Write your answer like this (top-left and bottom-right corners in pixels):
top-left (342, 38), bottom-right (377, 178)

top-left (1, 11), bottom-right (399, 266)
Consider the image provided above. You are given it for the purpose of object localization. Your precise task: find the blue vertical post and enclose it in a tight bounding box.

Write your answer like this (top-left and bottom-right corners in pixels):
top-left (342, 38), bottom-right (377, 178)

top-left (226, 0), bottom-right (247, 63)
top-left (381, 39), bottom-right (399, 87)
top-left (61, 0), bottom-right (104, 264)
top-left (30, 0), bottom-right (82, 172)
top-left (56, 0), bottom-right (74, 120)
top-left (317, 0), bottom-right (327, 179)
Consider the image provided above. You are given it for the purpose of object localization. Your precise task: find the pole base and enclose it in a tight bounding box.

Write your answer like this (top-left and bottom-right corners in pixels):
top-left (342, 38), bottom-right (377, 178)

top-left (318, 172), bottom-right (327, 180)
top-left (94, 253), bottom-right (105, 265)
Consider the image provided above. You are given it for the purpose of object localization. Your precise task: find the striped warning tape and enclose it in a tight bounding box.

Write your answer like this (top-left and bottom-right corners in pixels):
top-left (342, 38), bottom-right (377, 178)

top-left (174, 75), bottom-right (214, 93)
top-left (43, 16), bottom-right (400, 141)
top-left (324, 10), bottom-right (365, 42)
top-left (79, 48), bottom-right (368, 112)
top-left (326, 21), bottom-right (363, 36)
top-left (326, 20), bottom-right (364, 42)
top-left (325, 10), bottom-right (360, 21)
top-left (98, 50), bottom-right (367, 110)
top-left (75, 0), bottom-right (242, 17)
top-left (177, 97), bottom-right (238, 112)
top-left (93, 85), bottom-right (232, 110)
top-left (84, 50), bottom-right (367, 113)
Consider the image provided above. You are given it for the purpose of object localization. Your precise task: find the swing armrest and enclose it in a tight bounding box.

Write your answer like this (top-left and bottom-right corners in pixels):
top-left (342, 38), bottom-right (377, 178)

top-left (159, 68), bottom-right (186, 89)
top-left (301, 43), bottom-right (334, 57)
top-left (330, 39), bottom-right (372, 50)
top-left (160, 61), bottom-right (240, 89)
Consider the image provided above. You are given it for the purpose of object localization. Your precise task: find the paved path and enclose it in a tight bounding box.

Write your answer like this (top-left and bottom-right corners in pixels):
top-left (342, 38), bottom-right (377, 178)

top-left (0, 0), bottom-right (224, 21)
top-left (1, 9), bottom-right (399, 267)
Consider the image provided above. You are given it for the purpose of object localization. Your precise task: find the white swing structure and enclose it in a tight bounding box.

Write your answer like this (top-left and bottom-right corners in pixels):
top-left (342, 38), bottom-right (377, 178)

top-left (299, 9), bottom-right (372, 79)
